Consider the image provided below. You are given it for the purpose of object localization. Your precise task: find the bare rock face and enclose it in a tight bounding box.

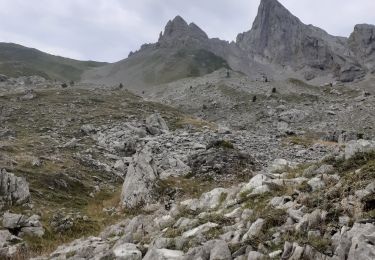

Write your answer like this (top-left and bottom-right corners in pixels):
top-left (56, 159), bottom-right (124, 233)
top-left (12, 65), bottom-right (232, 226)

top-left (158, 16), bottom-right (208, 48)
top-left (2, 212), bottom-right (44, 238)
top-left (332, 223), bottom-right (375, 260)
top-left (349, 24), bottom-right (375, 70)
top-left (236, 0), bottom-right (363, 81)
top-left (0, 169), bottom-right (30, 209)
top-left (120, 146), bottom-right (158, 209)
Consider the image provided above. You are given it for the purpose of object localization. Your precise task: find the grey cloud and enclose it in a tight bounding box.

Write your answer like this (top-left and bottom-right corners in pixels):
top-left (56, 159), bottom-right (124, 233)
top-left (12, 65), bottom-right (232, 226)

top-left (0, 0), bottom-right (374, 62)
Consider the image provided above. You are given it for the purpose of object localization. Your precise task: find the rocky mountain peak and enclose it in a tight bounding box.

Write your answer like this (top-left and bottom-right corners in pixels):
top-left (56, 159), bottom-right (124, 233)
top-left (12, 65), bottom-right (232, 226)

top-left (257, 0), bottom-right (298, 21)
top-left (236, 0), bottom-right (301, 53)
top-left (158, 15), bottom-right (208, 48)
top-left (162, 15), bottom-right (189, 37)
top-left (235, 0), bottom-right (362, 81)
top-left (349, 24), bottom-right (375, 70)
top-left (349, 24), bottom-right (375, 51)
top-left (257, 0), bottom-right (301, 25)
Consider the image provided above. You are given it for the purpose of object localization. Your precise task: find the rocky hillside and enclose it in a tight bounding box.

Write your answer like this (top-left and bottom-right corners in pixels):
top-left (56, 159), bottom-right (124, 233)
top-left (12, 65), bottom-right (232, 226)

top-left (0, 43), bottom-right (106, 81)
top-left (0, 75), bottom-right (374, 259)
top-left (0, 0), bottom-right (374, 259)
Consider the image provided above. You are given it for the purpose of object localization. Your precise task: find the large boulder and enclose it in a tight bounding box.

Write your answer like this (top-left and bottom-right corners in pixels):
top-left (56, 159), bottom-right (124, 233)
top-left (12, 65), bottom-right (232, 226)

top-left (196, 188), bottom-right (228, 211)
top-left (345, 139), bottom-right (375, 159)
top-left (349, 24), bottom-right (375, 70)
top-left (159, 155), bottom-right (191, 179)
top-left (242, 218), bottom-right (264, 241)
top-left (332, 223), bottom-right (375, 260)
top-left (143, 248), bottom-right (184, 260)
top-left (281, 241), bottom-right (327, 260)
top-left (184, 240), bottom-right (231, 260)
top-left (0, 229), bottom-right (24, 259)
top-left (120, 147), bottom-right (159, 209)
top-left (48, 236), bottom-right (111, 259)
top-left (145, 113), bottom-right (169, 135)
top-left (112, 243), bottom-right (142, 260)
top-left (2, 212), bottom-right (44, 238)
top-left (241, 174), bottom-right (270, 193)
top-left (0, 169), bottom-right (30, 208)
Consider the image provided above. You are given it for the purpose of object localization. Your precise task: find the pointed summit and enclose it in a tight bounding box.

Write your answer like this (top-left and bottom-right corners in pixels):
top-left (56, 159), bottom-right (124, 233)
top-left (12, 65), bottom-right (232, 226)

top-left (158, 16), bottom-right (208, 47)
top-left (235, 0), bottom-right (360, 80)
top-left (348, 24), bottom-right (375, 70)
top-left (253, 0), bottom-right (300, 29)
top-left (237, 0), bottom-right (301, 53)
top-left (162, 16), bottom-right (189, 38)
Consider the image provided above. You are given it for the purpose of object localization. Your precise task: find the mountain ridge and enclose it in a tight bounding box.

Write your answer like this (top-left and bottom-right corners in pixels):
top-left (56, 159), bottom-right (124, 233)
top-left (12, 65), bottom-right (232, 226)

top-left (2, 0), bottom-right (374, 85)
top-left (0, 42), bottom-right (107, 81)
top-left (82, 0), bottom-right (375, 86)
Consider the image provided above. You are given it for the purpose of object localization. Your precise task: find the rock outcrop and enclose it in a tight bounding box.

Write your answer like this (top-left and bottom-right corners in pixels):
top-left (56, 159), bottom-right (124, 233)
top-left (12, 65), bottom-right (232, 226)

top-left (2, 212), bottom-right (44, 238)
top-left (0, 169), bottom-right (30, 209)
top-left (345, 139), bottom-right (375, 159)
top-left (120, 146), bottom-right (159, 209)
top-left (236, 0), bottom-right (363, 81)
top-left (158, 15), bottom-right (208, 48)
top-left (145, 113), bottom-right (169, 135)
top-left (349, 24), bottom-right (375, 71)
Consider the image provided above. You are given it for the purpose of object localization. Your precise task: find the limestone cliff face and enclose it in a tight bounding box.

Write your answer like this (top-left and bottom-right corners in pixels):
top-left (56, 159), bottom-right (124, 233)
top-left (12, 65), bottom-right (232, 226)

top-left (349, 24), bottom-right (375, 71)
top-left (237, 0), bottom-right (348, 72)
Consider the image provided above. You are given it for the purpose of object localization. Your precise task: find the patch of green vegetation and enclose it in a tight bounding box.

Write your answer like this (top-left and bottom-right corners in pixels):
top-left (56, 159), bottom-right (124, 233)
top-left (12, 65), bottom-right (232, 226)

top-left (219, 192), bottom-right (228, 205)
top-left (156, 177), bottom-right (218, 201)
top-left (198, 213), bottom-right (233, 227)
top-left (334, 151), bottom-right (375, 174)
top-left (285, 135), bottom-right (315, 148)
top-left (241, 192), bottom-right (275, 215)
top-left (208, 140), bottom-right (234, 149)
top-left (278, 230), bottom-right (332, 255)
top-left (216, 83), bottom-right (257, 104)
top-left (204, 226), bottom-right (224, 240)
top-left (23, 187), bottom-right (127, 258)
top-left (164, 228), bottom-right (183, 238)
top-left (140, 48), bottom-right (230, 85)
top-left (175, 49), bottom-right (230, 78)
top-left (296, 180), bottom-right (313, 193)
top-left (172, 116), bottom-right (216, 130)
top-left (288, 78), bottom-right (316, 88)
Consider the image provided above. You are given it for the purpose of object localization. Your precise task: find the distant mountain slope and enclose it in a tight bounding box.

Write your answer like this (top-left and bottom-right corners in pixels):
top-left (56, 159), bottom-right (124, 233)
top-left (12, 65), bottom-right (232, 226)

top-left (82, 17), bottom-right (230, 88)
top-left (0, 43), bottom-right (107, 81)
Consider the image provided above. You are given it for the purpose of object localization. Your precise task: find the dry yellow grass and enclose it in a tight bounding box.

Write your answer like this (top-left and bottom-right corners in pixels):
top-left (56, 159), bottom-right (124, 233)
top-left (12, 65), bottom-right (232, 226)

top-left (174, 116), bottom-right (216, 130)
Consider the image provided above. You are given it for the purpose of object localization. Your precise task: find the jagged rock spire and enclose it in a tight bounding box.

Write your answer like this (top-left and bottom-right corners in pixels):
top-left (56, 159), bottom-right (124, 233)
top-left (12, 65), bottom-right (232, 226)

top-left (237, 0), bottom-right (301, 52)
top-left (158, 15), bottom-right (208, 47)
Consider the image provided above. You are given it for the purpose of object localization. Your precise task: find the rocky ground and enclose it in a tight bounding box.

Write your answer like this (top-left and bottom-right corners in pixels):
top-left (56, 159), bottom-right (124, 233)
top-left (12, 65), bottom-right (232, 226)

top-left (146, 69), bottom-right (375, 138)
top-left (0, 75), bottom-right (374, 259)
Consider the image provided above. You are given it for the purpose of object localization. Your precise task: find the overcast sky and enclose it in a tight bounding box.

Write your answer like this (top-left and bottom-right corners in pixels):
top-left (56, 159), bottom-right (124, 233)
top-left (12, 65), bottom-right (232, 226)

top-left (0, 0), bottom-right (374, 62)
